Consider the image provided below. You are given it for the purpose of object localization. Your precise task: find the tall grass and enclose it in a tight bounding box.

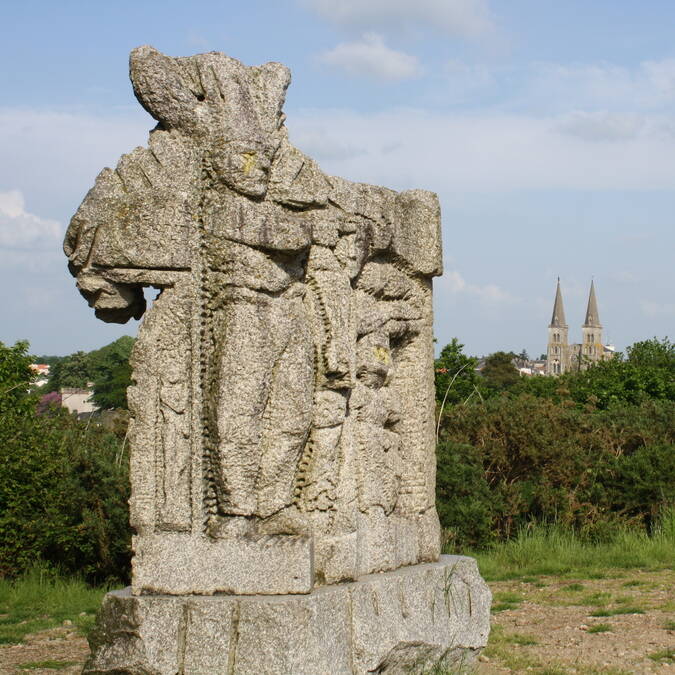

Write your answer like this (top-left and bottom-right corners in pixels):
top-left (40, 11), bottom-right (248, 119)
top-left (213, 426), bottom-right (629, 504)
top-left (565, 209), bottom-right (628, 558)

top-left (0, 563), bottom-right (110, 644)
top-left (469, 505), bottom-right (675, 581)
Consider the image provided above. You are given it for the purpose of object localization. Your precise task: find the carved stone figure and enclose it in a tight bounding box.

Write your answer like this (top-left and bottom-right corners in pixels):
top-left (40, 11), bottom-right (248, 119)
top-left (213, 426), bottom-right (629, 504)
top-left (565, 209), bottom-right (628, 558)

top-left (66, 46), bottom-right (490, 674)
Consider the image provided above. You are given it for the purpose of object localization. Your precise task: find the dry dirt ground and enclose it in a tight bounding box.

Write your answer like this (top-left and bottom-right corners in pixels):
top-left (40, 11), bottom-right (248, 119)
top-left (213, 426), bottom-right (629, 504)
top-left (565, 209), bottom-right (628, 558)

top-left (0, 623), bottom-right (87, 674)
top-left (0, 571), bottom-right (672, 674)
top-left (477, 569), bottom-right (675, 674)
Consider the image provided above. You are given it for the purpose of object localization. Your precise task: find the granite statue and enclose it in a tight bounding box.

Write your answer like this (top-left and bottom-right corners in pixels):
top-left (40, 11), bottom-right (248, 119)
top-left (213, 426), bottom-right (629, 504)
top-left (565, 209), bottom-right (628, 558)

top-left (65, 46), bottom-right (490, 674)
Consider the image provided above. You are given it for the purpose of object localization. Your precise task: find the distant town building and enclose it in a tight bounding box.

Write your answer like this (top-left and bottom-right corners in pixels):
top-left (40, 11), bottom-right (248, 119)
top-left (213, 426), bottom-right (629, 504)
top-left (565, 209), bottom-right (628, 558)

top-left (60, 387), bottom-right (96, 416)
top-left (546, 279), bottom-right (615, 376)
top-left (514, 359), bottom-right (546, 377)
top-left (29, 363), bottom-right (50, 387)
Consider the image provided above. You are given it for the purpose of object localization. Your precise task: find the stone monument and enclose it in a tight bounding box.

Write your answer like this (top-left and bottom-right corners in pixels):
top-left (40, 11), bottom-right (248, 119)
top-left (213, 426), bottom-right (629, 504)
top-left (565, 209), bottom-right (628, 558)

top-left (65, 46), bottom-right (490, 674)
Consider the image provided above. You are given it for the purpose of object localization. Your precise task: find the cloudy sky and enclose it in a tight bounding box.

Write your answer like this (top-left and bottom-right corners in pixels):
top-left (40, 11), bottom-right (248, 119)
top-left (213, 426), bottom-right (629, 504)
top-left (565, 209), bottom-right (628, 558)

top-left (1, 0), bottom-right (673, 357)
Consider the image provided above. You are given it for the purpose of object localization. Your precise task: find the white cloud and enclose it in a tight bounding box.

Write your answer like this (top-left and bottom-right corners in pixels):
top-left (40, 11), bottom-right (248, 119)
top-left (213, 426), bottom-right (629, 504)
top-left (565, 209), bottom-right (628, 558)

top-left (288, 125), bottom-right (365, 161)
top-left (437, 58), bottom-right (675, 116)
top-left (555, 112), bottom-right (644, 142)
top-left (440, 270), bottom-right (517, 305)
top-left (302, 0), bottom-right (495, 38)
top-left (0, 189), bottom-right (62, 250)
top-left (318, 33), bottom-right (422, 81)
top-left (0, 107), bottom-right (148, 222)
top-left (515, 59), bottom-right (675, 113)
top-left (641, 300), bottom-right (675, 317)
top-left (287, 107), bottom-right (675, 193)
top-left (642, 59), bottom-right (675, 98)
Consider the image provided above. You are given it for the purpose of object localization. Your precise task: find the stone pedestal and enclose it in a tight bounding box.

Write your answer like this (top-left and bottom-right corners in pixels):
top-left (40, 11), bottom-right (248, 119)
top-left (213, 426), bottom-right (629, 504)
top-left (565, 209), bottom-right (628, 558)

top-left (84, 556), bottom-right (490, 675)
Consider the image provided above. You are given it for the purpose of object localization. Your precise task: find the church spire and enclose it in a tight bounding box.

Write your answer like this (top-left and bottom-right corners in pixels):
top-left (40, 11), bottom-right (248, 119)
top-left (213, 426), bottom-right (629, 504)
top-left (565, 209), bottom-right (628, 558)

top-left (550, 278), bottom-right (567, 327)
top-left (584, 280), bottom-right (601, 327)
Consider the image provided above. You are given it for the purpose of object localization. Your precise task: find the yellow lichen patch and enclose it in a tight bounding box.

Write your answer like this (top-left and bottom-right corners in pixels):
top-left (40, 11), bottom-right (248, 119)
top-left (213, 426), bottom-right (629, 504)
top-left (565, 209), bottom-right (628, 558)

top-left (374, 346), bottom-right (390, 364)
top-left (241, 152), bottom-right (256, 175)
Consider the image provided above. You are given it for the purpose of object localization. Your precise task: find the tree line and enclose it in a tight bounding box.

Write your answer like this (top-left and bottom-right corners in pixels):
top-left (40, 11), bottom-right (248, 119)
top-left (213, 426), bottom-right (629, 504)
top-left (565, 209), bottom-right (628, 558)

top-left (435, 337), bottom-right (674, 550)
top-left (35, 336), bottom-right (135, 410)
top-left (0, 335), bottom-right (672, 582)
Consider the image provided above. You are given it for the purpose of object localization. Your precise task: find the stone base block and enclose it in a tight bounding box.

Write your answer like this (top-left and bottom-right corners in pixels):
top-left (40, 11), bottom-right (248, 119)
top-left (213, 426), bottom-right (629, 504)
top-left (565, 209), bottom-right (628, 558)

top-left (132, 533), bottom-right (313, 595)
top-left (85, 555), bottom-right (491, 675)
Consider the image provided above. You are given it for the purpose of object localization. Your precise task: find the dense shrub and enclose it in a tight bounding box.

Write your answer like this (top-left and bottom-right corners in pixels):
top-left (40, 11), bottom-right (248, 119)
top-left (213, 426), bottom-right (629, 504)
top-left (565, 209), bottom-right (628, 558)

top-left (0, 408), bottom-right (131, 583)
top-left (437, 395), bottom-right (675, 549)
top-left (436, 441), bottom-right (496, 549)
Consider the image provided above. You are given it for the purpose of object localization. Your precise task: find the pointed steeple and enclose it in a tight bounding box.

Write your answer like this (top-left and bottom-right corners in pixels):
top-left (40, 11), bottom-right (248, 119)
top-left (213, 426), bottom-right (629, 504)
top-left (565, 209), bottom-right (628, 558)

top-left (584, 280), bottom-right (601, 327)
top-left (550, 278), bottom-right (567, 327)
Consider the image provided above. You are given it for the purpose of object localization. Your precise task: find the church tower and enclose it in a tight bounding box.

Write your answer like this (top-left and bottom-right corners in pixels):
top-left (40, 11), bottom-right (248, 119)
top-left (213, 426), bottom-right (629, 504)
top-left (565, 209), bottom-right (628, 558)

top-left (546, 278), bottom-right (569, 375)
top-left (580, 280), bottom-right (603, 367)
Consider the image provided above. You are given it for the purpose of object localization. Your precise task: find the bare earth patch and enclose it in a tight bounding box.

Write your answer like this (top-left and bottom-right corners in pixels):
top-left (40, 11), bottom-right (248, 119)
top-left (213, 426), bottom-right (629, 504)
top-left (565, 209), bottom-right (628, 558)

top-left (478, 569), bottom-right (675, 674)
top-left (0, 625), bottom-right (88, 674)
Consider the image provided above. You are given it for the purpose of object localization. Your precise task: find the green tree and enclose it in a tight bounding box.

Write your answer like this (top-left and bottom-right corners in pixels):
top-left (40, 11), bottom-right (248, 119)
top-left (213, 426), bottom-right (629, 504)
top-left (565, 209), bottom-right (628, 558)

top-left (32, 355), bottom-right (66, 368)
top-left (47, 351), bottom-right (90, 391)
top-left (89, 337), bottom-right (135, 410)
top-left (565, 356), bottom-right (674, 408)
top-left (0, 340), bottom-right (36, 415)
top-left (481, 351), bottom-right (520, 392)
top-left (434, 338), bottom-right (482, 406)
top-left (92, 360), bottom-right (133, 410)
top-left (626, 337), bottom-right (674, 371)
top-left (45, 337), bottom-right (136, 410)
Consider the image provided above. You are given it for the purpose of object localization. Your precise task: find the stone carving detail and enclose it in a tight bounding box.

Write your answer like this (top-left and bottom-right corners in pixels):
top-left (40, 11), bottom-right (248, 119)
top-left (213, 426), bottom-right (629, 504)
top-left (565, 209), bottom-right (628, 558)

top-left (64, 46), bottom-right (443, 595)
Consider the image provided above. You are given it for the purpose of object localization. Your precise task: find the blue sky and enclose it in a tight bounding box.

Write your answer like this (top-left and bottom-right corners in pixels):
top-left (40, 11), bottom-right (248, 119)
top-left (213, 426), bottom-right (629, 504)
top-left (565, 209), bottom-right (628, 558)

top-left (1, 0), bottom-right (673, 357)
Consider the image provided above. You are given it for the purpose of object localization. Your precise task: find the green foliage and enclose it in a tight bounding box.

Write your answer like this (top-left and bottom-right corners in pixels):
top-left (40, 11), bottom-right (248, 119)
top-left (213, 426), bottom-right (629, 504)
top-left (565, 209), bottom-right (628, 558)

top-left (434, 338), bottom-right (482, 406)
top-left (0, 563), bottom-right (105, 644)
top-left (565, 357), bottom-right (674, 408)
top-left (437, 393), bottom-right (674, 547)
top-left (480, 351), bottom-right (520, 392)
top-left (648, 648), bottom-right (675, 664)
top-left (89, 337), bottom-right (135, 410)
top-left (0, 406), bottom-right (131, 583)
top-left (31, 355), bottom-right (66, 368)
top-left (45, 336), bottom-right (135, 410)
top-left (46, 350), bottom-right (90, 390)
top-left (0, 340), bottom-right (36, 415)
top-left (514, 337), bottom-right (675, 408)
top-left (436, 442), bottom-right (495, 548)
top-left (435, 336), bottom-right (675, 550)
top-left (473, 507), bottom-right (675, 581)
top-left (626, 337), bottom-right (674, 370)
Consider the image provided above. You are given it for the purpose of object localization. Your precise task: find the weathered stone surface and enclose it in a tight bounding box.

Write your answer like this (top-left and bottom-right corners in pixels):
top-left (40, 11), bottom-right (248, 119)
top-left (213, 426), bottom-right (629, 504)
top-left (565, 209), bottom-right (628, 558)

top-left (63, 45), bottom-right (446, 592)
top-left (85, 556), bottom-right (491, 675)
top-left (66, 44), bottom-right (491, 672)
top-left (131, 533), bottom-right (313, 595)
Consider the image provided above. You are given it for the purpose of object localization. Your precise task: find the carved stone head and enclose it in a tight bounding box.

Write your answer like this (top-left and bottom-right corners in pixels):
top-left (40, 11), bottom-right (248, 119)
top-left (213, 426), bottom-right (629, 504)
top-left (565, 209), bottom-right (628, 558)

top-left (129, 45), bottom-right (290, 197)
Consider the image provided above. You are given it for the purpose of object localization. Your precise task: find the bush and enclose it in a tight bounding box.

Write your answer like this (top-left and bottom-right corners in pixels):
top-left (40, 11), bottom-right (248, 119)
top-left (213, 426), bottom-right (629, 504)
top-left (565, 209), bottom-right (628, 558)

top-left (436, 395), bottom-right (675, 548)
top-left (436, 441), bottom-right (496, 549)
top-left (0, 409), bottom-right (131, 584)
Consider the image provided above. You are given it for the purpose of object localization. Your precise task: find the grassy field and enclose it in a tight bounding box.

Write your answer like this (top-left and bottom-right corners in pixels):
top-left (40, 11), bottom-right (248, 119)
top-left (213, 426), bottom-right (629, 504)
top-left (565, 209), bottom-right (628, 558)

top-left (464, 510), bottom-right (675, 674)
top-left (0, 566), bottom-right (105, 646)
top-left (0, 513), bottom-right (673, 673)
top-left (468, 507), bottom-right (675, 582)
